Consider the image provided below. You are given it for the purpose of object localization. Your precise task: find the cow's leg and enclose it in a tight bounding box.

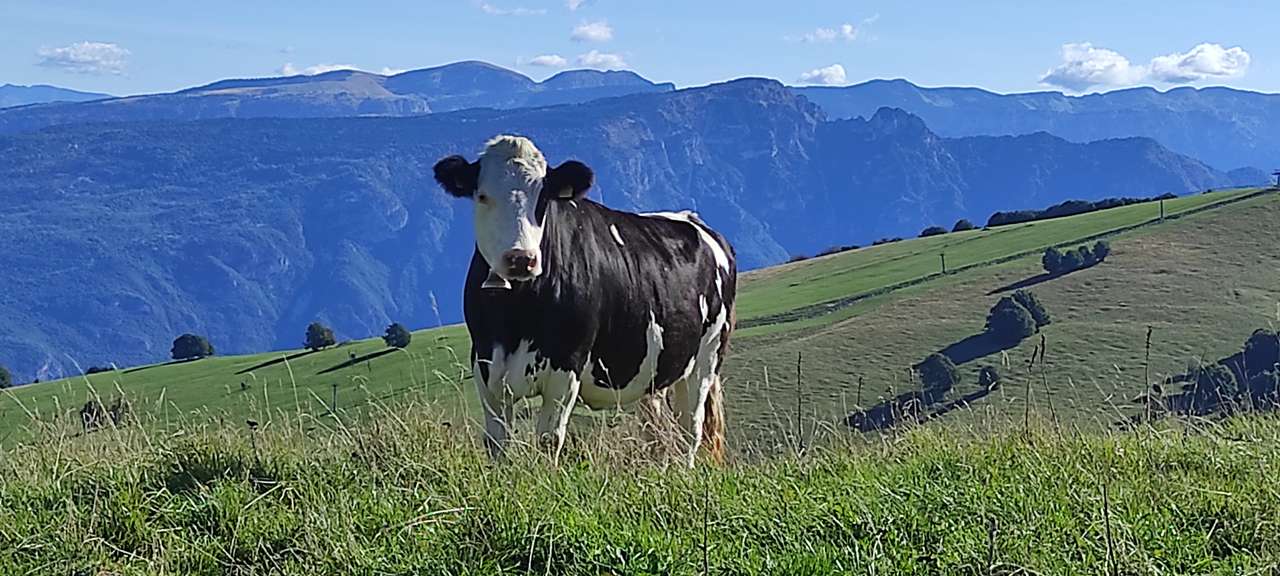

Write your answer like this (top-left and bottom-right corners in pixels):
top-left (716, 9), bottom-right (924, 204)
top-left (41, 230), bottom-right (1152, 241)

top-left (535, 369), bottom-right (581, 464)
top-left (475, 360), bottom-right (513, 461)
top-left (671, 377), bottom-right (705, 467)
top-left (637, 389), bottom-right (673, 458)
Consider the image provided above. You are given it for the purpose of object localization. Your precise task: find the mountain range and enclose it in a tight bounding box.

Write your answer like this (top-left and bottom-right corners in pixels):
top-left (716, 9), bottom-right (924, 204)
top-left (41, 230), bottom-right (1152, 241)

top-left (0, 62), bottom-right (673, 134)
top-left (0, 84), bottom-right (111, 109)
top-left (0, 77), bottom-right (1261, 380)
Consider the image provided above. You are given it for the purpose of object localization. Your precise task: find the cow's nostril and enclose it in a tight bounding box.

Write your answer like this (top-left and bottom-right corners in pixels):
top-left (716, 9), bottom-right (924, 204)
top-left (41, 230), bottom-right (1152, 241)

top-left (502, 251), bottom-right (538, 274)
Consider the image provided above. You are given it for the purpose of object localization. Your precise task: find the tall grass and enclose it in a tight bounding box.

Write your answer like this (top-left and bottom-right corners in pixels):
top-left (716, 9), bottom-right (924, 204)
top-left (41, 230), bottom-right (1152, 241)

top-left (2, 391), bottom-right (1278, 575)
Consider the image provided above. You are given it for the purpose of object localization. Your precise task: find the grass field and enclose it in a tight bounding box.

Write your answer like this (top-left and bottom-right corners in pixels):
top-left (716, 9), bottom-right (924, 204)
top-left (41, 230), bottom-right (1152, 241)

top-left (3, 402), bottom-right (1279, 574)
top-left (2, 188), bottom-right (1276, 446)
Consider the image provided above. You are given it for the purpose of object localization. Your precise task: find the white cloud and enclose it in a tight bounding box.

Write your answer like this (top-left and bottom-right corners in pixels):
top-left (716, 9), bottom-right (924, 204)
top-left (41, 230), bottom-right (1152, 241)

top-left (477, 1), bottom-right (545, 16)
top-left (571, 20), bottom-right (614, 42)
top-left (797, 64), bottom-right (847, 85)
top-left (576, 50), bottom-right (626, 69)
top-left (1149, 43), bottom-right (1250, 83)
top-left (523, 54), bottom-right (569, 68)
top-left (278, 63), bottom-right (405, 76)
top-left (566, 0), bottom-right (588, 10)
top-left (1040, 42), bottom-right (1253, 92)
top-left (1039, 43), bottom-right (1146, 92)
top-left (36, 41), bottom-right (130, 75)
top-left (788, 23), bottom-right (859, 43)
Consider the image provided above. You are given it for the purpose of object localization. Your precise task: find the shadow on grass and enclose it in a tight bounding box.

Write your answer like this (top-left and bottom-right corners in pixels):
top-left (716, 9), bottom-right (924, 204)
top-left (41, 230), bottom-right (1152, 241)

top-left (317, 348), bottom-right (397, 375)
top-left (987, 272), bottom-right (1057, 296)
top-left (122, 357), bottom-right (199, 374)
top-left (846, 384), bottom-right (1000, 433)
top-left (939, 333), bottom-right (1021, 366)
top-left (235, 350), bottom-right (317, 375)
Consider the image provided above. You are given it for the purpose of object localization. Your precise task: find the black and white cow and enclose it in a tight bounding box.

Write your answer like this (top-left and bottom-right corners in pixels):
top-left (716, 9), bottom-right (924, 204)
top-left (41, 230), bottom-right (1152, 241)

top-left (433, 135), bottom-right (737, 465)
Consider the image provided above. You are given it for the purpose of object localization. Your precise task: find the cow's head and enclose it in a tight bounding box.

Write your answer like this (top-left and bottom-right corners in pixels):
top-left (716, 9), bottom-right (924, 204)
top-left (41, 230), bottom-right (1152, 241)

top-left (434, 135), bottom-right (593, 282)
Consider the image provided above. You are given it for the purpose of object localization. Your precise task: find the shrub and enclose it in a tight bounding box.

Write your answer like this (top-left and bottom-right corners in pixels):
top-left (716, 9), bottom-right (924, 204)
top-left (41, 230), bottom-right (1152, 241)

top-left (171, 334), bottom-right (214, 361)
top-left (920, 226), bottom-right (948, 238)
top-left (383, 323), bottom-right (412, 349)
top-left (986, 297), bottom-right (1037, 343)
top-left (1244, 329), bottom-right (1280, 376)
top-left (817, 245), bottom-right (859, 257)
top-left (1191, 364), bottom-right (1237, 407)
top-left (1059, 249), bottom-right (1085, 272)
top-left (1042, 247), bottom-right (1063, 275)
top-left (952, 219), bottom-right (977, 232)
top-left (1012, 289), bottom-right (1051, 328)
top-left (1248, 370), bottom-right (1280, 401)
top-left (85, 365), bottom-right (114, 375)
top-left (305, 322), bottom-right (337, 351)
top-left (916, 353), bottom-right (959, 396)
top-left (787, 254), bottom-right (810, 263)
top-left (872, 237), bottom-right (904, 246)
top-left (977, 365), bottom-right (1001, 389)
top-left (1092, 240), bottom-right (1111, 262)
top-left (0, 365), bottom-right (10, 389)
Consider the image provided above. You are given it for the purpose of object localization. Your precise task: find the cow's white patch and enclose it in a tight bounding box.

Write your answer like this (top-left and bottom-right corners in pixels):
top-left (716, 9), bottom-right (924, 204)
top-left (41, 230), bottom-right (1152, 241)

top-left (643, 210), bottom-right (731, 271)
top-left (698, 294), bottom-right (708, 324)
top-left (609, 224), bottom-right (625, 247)
top-left (473, 135), bottom-right (549, 281)
top-left (578, 311), bottom-right (666, 410)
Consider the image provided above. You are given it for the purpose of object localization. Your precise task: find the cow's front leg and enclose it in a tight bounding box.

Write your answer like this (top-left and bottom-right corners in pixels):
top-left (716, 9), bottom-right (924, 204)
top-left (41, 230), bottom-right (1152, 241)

top-left (535, 369), bottom-right (581, 464)
top-left (475, 361), bottom-right (514, 461)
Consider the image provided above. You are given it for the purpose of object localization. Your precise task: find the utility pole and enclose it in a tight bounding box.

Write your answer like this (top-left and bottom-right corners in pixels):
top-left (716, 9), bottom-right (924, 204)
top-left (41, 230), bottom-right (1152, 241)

top-left (1159, 199), bottom-right (1165, 222)
top-left (940, 253), bottom-right (947, 274)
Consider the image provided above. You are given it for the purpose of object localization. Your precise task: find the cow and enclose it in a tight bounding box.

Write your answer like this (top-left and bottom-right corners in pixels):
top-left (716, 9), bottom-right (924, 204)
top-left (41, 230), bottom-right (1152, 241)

top-left (432, 135), bottom-right (737, 465)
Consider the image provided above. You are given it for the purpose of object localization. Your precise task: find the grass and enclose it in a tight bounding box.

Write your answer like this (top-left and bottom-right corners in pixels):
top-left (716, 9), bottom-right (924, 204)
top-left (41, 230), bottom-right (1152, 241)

top-left (3, 399), bottom-right (1279, 575)
top-left (2, 188), bottom-right (1274, 445)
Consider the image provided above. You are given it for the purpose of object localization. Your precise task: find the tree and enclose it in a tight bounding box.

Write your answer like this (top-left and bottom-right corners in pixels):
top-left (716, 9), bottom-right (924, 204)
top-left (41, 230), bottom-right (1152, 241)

top-left (952, 219), bottom-right (977, 232)
top-left (305, 321), bottom-right (337, 351)
top-left (1042, 247), bottom-right (1063, 275)
top-left (1012, 289), bottom-right (1051, 328)
top-left (383, 323), bottom-right (412, 349)
top-left (985, 297), bottom-right (1037, 343)
top-left (0, 365), bottom-right (11, 389)
top-left (1092, 240), bottom-right (1111, 263)
top-left (1247, 370), bottom-right (1279, 403)
top-left (171, 333), bottom-right (214, 361)
top-left (919, 226), bottom-right (948, 238)
top-left (977, 365), bottom-right (1001, 389)
top-left (1077, 246), bottom-right (1097, 267)
top-left (916, 353), bottom-right (959, 396)
top-left (1059, 248), bottom-right (1085, 272)
top-left (1243, 329), bottom-right (1280, 376)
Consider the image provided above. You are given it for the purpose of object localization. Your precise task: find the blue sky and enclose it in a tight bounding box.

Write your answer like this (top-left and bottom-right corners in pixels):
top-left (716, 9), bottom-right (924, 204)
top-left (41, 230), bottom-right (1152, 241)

top-left (3, 0), bottom-right (1274, 96)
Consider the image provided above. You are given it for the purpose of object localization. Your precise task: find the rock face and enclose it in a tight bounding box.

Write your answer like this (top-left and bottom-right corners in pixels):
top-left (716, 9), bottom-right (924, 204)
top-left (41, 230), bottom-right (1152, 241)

top-left (0, 62), bottom-right (675, 134)
top-left (797, 79), bottom-right (1280, 171)
top-left (0, 79), bottom-right (1249, 380)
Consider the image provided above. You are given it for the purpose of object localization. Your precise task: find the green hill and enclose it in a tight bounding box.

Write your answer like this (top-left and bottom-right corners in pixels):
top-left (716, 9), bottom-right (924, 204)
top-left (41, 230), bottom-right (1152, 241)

top-left (3, 187), bottom-right (1276, 444)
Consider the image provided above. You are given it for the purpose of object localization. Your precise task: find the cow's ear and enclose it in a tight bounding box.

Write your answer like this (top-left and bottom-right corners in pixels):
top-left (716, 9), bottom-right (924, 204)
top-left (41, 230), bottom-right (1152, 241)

top-left (433, 155), bottom-right (479, 198)
top-left (544, 160), bottom-right (593, 201)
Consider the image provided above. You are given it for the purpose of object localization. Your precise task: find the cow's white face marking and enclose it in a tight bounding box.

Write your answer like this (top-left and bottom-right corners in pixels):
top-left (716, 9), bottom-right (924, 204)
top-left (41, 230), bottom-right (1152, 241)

top-left (474, 136), bottom-right (549, 281)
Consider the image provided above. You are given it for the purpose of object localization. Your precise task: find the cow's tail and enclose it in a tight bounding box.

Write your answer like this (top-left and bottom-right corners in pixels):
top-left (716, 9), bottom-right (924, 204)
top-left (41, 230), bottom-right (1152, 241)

top-left (702, 304), bottom-right (734, 465)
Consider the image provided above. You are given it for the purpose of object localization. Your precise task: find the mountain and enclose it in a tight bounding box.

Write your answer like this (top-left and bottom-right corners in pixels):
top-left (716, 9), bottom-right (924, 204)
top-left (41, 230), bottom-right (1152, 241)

top-left (0, 79), bottom-right (1250, 380)
top-left (0, 62), bottom-right (675, 134)
top-left (796, 79), bottom-right (1280, 171)
top-left (0, 84), bottom-right (111, 109)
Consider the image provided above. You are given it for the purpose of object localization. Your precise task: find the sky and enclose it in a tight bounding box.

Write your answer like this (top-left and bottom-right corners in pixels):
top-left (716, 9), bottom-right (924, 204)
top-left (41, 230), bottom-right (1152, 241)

top-left (2, 0), bottom-right (1275, 96)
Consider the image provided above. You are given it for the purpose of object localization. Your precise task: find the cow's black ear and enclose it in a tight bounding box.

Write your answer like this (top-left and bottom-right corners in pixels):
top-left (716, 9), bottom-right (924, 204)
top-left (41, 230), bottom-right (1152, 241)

top-left (544, 160), bottom-right (594, 200)
top-left (433, 155), bottom-right (479, 198)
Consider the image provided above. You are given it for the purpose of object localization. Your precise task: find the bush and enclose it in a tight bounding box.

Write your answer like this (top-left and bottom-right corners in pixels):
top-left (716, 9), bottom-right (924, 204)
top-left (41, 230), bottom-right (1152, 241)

top-left (986, 297), bottom-right (1037, 343)
top-left (1012, 290), bottom-right (1051, 328)
top-left (1092, 241), bottom-right (1111, 262)
top-left (919, 226), bottom-right (948, 238)
top-left (817, 245), bottom-right (859, 257)
top-left (1191, 364), bottom-right (1237, 407)
top-left (171, 334), bottom-right (214, 361)
top-left (0, 365), bottom-right (10, 389)
top-left (916, 353), bottom-right (959, 395)
top-left (85, 365), bottom-right (114, 375)
top-left (952, 219), bottom-right (977, 232)
top-left (1042, 247), bottom-right (1063, 275)
top-left (1077, 246), bottom-right (1097, 267)
top-left (977, 365), bottom-right (1001, 389)
top-left (787, 254), bottom-right (810, 263)
top-left (1059, 249), bottom-right (1085, 272)
top-left (1248, 370), bottom-right (1280, 401)
top-left (383, 323), bottom-right (412, 349)
top-left (872, 237), bottom-right (904, 246)
top-left (1244, 329), bottom-right (1280, 376)
top-left (305, 322), bottom-right (337, 351)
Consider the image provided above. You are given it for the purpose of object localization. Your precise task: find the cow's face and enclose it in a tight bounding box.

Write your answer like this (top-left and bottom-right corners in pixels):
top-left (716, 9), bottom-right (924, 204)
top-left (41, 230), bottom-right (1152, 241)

top-left (434, 135), bottom-right (593, 282)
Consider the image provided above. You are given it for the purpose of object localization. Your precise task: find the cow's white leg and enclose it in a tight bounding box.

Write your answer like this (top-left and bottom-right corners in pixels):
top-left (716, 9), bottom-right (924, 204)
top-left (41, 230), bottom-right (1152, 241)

top-left (475, 360), bottom-right (513, 461)
top-left (637, 390), bottom-right (672, 457)
top-left (671, 377), bottom-right (702, 466)
top-left (535, 370), bottom-right (581, 464)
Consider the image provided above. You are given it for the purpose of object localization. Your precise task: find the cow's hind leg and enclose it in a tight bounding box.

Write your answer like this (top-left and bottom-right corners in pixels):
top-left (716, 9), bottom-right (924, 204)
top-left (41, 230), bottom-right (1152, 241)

top-left (535, 370), bottom-right (581, 464)
top-left (637, 388), bottom-right (675, 459)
